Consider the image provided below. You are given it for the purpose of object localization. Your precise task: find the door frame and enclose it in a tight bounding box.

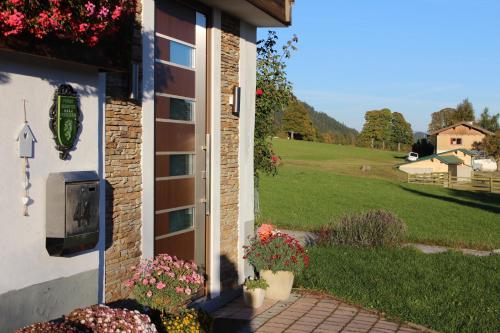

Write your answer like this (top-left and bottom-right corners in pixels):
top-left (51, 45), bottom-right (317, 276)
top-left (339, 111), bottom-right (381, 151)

top-left (143, 0), bottom-right (214, 295)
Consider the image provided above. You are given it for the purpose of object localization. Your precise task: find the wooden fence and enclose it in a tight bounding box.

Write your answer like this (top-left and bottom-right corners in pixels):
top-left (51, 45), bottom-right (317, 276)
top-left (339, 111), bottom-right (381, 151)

top-left (408, 172), bottom-right (500, 193)
top-left (407, 172), bottom-right (447, 186)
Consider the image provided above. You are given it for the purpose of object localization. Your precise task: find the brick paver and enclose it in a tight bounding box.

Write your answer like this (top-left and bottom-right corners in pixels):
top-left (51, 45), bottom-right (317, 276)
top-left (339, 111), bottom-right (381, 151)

top-left (211, 292), bottom-right (432, 333)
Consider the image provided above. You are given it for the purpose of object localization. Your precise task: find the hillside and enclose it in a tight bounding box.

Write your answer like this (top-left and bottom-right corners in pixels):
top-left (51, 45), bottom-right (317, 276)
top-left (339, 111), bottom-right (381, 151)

top-left (277, 99), bottom-right (358, 144)
top-left (413, 131), bottom-right (427, 142)
top-left (303, 101), bottom-right (358, 137)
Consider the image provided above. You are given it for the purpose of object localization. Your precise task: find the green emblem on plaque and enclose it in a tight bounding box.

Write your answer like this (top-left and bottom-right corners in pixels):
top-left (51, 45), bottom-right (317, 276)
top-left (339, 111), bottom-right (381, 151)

top-left (50, 85), bottom-right (81, 160)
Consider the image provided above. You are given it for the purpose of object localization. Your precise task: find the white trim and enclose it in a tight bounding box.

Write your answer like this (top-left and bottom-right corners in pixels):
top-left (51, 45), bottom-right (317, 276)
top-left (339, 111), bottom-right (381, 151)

top-left (155, 58), bottom-right (195, 72)
top-left (155, 227), bottom-right (195, 240)
top-left (155, 32), bottom-right (196, 48)
top-left (98, 72), bottom-right (107, 303)
top-left (156, 205), bottom-right (196, 215)
top-left (238, 21), bottom-right (257, 284)
top-left (155, 118), bottom-right (195, 125)
top-left (156, 92), bottom-right (196, 102)
top-left (142, 0), bottom-right (156, 259)
top-left (208, 9), bottom-right (222, 299)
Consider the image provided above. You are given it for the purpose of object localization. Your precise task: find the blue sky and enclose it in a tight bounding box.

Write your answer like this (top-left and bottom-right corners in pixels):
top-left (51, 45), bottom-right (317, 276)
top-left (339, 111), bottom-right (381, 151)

top-left (257, 0), bottom-right (500, 132)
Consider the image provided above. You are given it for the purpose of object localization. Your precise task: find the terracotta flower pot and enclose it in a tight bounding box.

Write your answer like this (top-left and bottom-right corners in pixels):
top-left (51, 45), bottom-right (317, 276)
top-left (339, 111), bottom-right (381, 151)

top-left (243, 286), bottom-right (266, 308)
top-left (260, 270), bottom-right (294, 301)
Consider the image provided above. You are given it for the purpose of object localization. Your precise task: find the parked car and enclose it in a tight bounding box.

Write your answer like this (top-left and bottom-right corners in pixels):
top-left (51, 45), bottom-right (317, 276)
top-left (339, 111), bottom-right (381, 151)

top-left (406, 152), bottom-right (419, 162)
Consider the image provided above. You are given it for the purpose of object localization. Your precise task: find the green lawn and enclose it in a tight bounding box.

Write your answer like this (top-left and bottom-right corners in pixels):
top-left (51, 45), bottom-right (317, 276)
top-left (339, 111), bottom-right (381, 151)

top-left (296, 246), bottom-right (500, 333)
top-left (260, 139), bottom-right (500, 249)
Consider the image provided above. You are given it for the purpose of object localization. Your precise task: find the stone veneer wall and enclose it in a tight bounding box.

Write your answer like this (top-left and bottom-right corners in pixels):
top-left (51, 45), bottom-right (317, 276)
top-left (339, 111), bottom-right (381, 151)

top-left (104, 2), bottom-right (143, 302)
top-left (104, 100), bottom-right (143, 302)
top-left (220, 13), bottom-right (241, 291)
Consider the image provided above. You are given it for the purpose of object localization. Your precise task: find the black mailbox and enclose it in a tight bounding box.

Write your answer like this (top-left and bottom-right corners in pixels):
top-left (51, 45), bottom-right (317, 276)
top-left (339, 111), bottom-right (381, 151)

top-left (46, 171), bottom-right (100, 256)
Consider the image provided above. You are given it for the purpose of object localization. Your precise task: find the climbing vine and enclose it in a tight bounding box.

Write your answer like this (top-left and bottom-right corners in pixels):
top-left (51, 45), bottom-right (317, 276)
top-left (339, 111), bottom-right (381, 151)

top-left (255, 31), bottom-right (297, 180)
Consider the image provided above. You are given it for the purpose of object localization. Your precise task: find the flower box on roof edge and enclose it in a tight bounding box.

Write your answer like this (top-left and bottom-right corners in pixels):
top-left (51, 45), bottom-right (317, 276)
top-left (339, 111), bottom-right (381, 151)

top-left (0, 32), bottom-right (132, 71)
top-left (0, 0), bottom-right (137, 71)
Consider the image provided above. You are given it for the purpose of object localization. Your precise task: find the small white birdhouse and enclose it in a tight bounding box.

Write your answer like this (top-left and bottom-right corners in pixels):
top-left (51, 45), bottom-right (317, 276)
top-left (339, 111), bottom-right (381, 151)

top-left (17, 123), bottom-right (36, 158)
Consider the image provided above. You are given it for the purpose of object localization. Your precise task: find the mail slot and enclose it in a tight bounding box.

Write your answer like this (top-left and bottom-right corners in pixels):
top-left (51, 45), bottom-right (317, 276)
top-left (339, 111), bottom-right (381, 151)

top-left (46, 171), bottom-right (100, 256)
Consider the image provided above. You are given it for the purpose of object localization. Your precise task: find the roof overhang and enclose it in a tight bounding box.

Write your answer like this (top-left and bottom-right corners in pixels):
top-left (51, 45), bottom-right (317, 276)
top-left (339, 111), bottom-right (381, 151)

top-left (198, 0), bottom-right (293, 27)
top-left (428, 121), bottom-right (495, 136)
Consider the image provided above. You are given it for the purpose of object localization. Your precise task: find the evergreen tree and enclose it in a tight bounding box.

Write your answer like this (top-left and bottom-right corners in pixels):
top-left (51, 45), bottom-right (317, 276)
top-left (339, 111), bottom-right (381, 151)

top-left (454, 98), bottom-right (475, 123)
top-left (391, 112), bottom-right (413, 151)
top-left (478, 107), bottom-right (500, 132)
top-left (412, 138), bottom-right (435, 157)
top-left (304, 102), bottom-right (358, 144)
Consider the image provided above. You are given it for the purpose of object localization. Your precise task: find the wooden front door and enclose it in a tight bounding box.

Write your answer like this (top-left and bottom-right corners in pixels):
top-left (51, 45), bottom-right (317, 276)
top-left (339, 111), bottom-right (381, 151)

top-left (154, 0), bottom-right (207, 267)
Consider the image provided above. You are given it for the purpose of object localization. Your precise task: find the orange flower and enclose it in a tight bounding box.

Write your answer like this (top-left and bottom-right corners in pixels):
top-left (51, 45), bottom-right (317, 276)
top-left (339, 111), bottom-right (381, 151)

top-left (257, 224), bottom-right (274, 241)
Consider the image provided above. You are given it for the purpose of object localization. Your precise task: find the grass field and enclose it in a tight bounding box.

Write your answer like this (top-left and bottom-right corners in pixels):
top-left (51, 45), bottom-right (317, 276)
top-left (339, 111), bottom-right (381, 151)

top-left (296, 246), bottom-right (500, 333)
top-left (260, 139), bottom-right (500, 249)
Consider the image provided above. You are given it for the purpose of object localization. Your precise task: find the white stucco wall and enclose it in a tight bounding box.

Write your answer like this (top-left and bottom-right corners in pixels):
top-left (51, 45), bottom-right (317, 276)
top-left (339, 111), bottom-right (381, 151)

top-left (238, 21), bottom-right (257, 284)
top-left (0, 51), bottom-right (102, 294)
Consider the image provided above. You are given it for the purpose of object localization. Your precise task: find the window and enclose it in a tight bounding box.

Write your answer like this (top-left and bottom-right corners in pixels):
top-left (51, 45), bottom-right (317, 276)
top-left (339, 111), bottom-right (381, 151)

top-left (170, 98), bottom-right (194, 121)
top-left (450, 138), bottom-right (462, 145)
top-left (168, 208), bottom-right (194, 234)
top-left (170, 41), bottom-right (194, 68)
top-left (169, 154), bottom-right (194, 176)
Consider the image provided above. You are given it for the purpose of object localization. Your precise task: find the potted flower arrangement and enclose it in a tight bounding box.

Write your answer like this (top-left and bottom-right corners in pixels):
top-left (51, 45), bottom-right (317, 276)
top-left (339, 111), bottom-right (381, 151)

top-left (243, 278), bottom-right (269, 308)
top-left (124, 253), bottom-right (210, 333)
top-left (243, 224), bottom-right (309, 301)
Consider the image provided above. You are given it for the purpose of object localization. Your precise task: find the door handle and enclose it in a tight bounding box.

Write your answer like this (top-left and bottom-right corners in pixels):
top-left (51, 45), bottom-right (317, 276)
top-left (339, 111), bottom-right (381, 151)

top-left (204, 133), bottom-right (210, 216)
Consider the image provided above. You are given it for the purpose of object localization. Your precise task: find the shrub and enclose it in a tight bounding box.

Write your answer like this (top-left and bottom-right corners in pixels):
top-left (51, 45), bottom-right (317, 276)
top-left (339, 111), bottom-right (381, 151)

top-left (17, 305), bottom-right (157, 333)
top-left (317, 210), bottom-right (406, 248)
top-left (124, 253), bottom-right (204, 315)
top-left (17, 321), bottom-right (82, 333)
top-left (244, 278), bottom-right (269, 290)
top-left (161, 308), bottom-right (212, 333)
top-left (67, 305), bottom-right (157, 333)
top-left (244, 225), bottom-right (309, 274)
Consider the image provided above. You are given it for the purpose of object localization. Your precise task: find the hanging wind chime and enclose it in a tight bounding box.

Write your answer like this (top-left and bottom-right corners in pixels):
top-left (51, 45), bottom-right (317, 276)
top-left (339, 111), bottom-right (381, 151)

top-left (17, 100), bottom-right (36, 216)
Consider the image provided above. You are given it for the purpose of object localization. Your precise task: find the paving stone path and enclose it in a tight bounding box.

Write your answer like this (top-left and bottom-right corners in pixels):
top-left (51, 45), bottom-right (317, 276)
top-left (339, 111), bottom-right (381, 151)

top-left (212, 292), bottom-right (433, 333)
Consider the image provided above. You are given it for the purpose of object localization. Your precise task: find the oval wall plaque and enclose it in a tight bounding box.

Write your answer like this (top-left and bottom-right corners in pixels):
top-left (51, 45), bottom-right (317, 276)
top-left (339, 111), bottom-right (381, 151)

top-left (49, 84), bottom-right (81, 160)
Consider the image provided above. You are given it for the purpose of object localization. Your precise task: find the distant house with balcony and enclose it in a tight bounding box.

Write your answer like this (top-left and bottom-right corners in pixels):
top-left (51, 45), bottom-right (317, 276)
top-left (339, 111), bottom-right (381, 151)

top-left (398, 121), bottom-right (496, 175)
top-left (428, 121), bottom-right (494, 153)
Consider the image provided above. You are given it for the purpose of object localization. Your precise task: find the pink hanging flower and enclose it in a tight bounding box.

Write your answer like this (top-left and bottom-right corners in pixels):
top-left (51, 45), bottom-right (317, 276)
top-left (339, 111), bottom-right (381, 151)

top-left (111, 6), bottom-right (122, 20)
top-left (88, 35), bottom-right (99, 46)
top-left (175, 287), bottom-right (184, 294)
top-left (98, 7), bottom-right (109, 18)
top-left (156, 281), bottom-right (166, 290)
top-left (256, 88), bottom-right (263, 96)
top-left (146, 290), bottom-right (153, 298)
top-left (78, 23), bottom-right (89, 32)
top-left (185, 288), bottom-right (191, 295)
top-left (85, 2), bottom-right (96, 16)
